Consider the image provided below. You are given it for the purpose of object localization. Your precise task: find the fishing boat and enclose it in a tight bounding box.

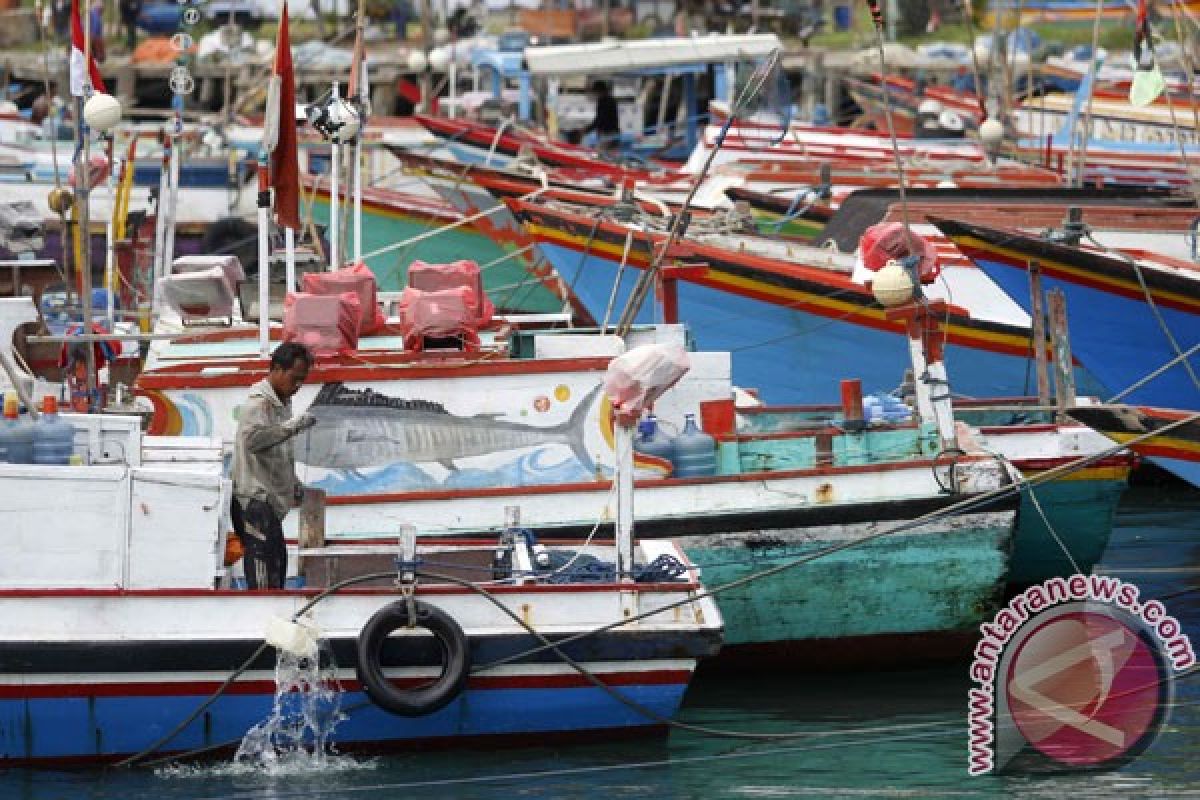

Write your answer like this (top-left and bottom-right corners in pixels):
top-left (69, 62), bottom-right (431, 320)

top-left (932, 216), bottom-right (1199, 408)
top-left (131, 249), bottom-right (1023, 671)
top-left (0, 297), bottom-right (722, 766)
top-left (933, 215), bottom-right (1200, 484)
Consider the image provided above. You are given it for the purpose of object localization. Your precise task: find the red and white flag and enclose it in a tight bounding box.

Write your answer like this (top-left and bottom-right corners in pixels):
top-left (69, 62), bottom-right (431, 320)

top-left (270, 0), bottom-right (300, 230)
top-left (69, 0), bottom-right (105, 97)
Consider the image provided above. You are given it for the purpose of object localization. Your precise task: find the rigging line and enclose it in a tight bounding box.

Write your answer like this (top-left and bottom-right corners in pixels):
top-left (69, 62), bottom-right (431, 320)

top-left (600, 229), bottom-right (634, 333)
top-left (476, 410), bottom-right (1200, 673)
top-left (1167, 0), bottom-right (1200, 147)
top-left (1083, 232), bottom-right (1200, 398)
top-left (1071, 0), bottom-right (1108, 187)
top-left (185, 729), bottom-right (965, 798)
top-left (359, 186), bottom-right (548, 261)
top-left (1107, 342), bottom-right (1200, 404)
top-left (1146, 19), bottom-right (1200, 203)
top-left (614, 50), bottom-right (782, 337)
top-left (864, 0), bottom-right (915, 253)
top-left (113, 570), bottom-right (400, 769)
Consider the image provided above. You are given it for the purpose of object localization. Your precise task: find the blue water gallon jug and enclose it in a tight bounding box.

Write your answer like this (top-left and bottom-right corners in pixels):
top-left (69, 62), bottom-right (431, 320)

top-left (635, 414), bottom-right (676, 473)
top-left (31, 396), bottom-right (76, 465)
top-left (0, 391), bottom-right (34, 464)
top-left (672, 414), bottom-right (716, 478)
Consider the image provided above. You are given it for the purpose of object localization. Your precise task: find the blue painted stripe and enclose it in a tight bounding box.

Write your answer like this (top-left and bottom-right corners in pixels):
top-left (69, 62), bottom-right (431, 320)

top-left (0, 683), bottom-right (688, 761)
top-left (968, 254), bottom-right (1200, 409)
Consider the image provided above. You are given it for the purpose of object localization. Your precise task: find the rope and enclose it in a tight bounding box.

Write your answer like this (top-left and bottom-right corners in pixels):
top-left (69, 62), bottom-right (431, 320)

top-left (1083, 231), bottom-right (1200, 399)
top-left (358, 186), bottom-right (548, 261)
top-left (1070, 0), bottom-right (1109, 187)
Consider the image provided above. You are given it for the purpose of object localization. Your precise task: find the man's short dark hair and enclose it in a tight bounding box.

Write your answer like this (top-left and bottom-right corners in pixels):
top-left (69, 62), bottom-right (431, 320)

top-left (270, 342), bottom-right (314, 371)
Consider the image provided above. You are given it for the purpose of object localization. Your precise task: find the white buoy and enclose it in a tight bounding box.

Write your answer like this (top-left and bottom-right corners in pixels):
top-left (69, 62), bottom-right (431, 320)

top-left (979, 118), bottom-right (1005, 148)
top-left (428, 47), bottom-right (451, 72)
top-left (871, 260), bottom-right (915, 308)
top-left (406, 49), bottom-right (428, 73)
top-left (433, 26), bottom-right (450, 45)
top-left (83, 92), bottom-right (122, 133)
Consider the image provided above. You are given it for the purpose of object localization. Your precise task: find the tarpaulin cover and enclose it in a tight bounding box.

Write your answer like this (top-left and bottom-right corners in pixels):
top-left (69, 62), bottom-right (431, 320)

top-left (160, 266), bottom-right (238, 319)
top-left (859, 221), bottom-right (940, 283)
top-left (603, 343), bottom-right (690, 424)
top-left (172, 254), bottom-right (245, 289)
top-left (301, 262), bottom-right (385, 334)
top-left (282, 291), bottom-right (361, 356)
top-left (397, 286), bottom-right (481, 351)
top-left (407, 259), bottom-right (494, 325)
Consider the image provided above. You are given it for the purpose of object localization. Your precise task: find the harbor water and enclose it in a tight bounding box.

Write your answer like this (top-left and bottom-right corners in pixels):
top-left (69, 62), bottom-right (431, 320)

top-left (4, 484), bottom-right (1197, 799)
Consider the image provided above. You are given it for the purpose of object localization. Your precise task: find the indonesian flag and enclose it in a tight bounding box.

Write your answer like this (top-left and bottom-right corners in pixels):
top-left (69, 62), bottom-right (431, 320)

top-left (270, 0), bottom-right (300, 230)
top-left (69, 0), bottom-right (105, 97)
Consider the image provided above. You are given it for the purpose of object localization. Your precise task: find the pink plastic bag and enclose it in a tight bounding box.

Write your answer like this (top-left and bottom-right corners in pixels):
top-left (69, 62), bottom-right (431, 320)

top-left (603, 343), bottom-right (691, 424)
top-left (301, 262), bottom-right (386, 334)
top-left (397, 286), bottom-right (481, 351)
top-left (408, 259), bottom-right (494, 324)
top-left (282, 291), bottom-right (361, 356)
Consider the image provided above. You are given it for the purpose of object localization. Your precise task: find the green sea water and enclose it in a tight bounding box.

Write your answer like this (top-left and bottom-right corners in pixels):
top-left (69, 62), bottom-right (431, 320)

top-left (5, 485), bottom-right (1198, 799)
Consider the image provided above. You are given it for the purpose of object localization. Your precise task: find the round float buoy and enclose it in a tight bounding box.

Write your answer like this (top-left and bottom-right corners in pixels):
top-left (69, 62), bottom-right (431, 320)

top-left (83, 92), bottom-right (122, 133)
top-left (872, 260), bottom-right (916, 308)
top-left (355, 599), bottom-right (470, 717)
top-left (47, 186), bottom-right (74, 214)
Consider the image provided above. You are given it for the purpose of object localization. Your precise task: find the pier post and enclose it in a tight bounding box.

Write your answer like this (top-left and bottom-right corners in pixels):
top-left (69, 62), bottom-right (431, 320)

top-left (1028, 260), bottom-right (1052, 405)
top-left (1047, 288), bottom-right (1077, 413)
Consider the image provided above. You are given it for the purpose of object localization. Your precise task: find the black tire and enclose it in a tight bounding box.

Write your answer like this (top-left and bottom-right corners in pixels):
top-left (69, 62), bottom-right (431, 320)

top-left (355, 600), bottom-right (471, 717)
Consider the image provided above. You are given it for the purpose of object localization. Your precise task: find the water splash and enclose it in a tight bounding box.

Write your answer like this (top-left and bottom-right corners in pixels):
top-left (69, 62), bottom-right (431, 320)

top-left (230, 641), bottom-right (353, 774)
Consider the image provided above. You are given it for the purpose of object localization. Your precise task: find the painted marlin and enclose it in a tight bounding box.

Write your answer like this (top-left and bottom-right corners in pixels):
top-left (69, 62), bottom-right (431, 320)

top-left (297, 383), bottom-right (602, 471)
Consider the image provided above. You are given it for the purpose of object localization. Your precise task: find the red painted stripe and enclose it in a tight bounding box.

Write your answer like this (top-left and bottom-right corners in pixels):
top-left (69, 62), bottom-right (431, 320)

top-left (1, 670), bottom-right (694, 699)
top-left (138, 357), bottom-right (613, 390)
top-left (0, 579), bottom-right (701, 598)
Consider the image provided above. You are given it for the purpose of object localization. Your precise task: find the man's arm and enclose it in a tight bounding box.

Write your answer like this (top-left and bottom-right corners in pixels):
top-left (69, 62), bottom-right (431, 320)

top-left (241, 398), bottom-right (314, 454)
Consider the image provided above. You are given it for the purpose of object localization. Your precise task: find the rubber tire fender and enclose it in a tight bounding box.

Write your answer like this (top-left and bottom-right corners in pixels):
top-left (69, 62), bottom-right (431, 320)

top-left (355, 599), bottom-right (471, 717)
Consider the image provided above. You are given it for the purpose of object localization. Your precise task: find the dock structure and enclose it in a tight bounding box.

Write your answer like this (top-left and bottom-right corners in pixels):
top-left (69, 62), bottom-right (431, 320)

top-left (1, 39), bottom-right (965, 127)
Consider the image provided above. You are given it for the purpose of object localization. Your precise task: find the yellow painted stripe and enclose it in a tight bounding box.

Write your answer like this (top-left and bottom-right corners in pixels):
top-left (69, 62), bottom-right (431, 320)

top-left (531, 222), bottom-right (1034, 354)
top-left (955, 233), bottom-right (1200, 313)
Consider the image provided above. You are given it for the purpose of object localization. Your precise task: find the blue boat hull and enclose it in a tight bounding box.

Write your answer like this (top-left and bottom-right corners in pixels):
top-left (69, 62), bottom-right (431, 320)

top-left (2, 681), bottom-right (687, 766)
top-left (542, 241), bottom-right (1105, 403)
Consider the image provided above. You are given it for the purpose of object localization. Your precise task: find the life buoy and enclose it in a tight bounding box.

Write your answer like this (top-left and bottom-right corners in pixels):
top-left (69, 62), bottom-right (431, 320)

top-left (355, 600), bottom-right (471, 717)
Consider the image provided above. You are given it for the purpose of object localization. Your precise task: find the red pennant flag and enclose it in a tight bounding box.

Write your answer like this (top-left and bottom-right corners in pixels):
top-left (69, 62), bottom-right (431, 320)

top-left (271, 1), bottom-right (300, 230)
top-left (69, 0), bottom-right (106, 97)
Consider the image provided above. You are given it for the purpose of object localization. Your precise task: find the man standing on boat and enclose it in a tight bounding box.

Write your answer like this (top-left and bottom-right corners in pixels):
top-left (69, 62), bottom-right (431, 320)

top-left (231, 342), bottom-right (317, 589)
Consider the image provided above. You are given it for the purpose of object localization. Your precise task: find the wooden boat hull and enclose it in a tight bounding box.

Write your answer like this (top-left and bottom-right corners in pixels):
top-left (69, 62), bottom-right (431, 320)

top-left (0, 583), bottom-right (717, 766)
top-left (933, 218), bottom-right (1200, 411)
top-left (512, 200), bottom-right (1107, 403)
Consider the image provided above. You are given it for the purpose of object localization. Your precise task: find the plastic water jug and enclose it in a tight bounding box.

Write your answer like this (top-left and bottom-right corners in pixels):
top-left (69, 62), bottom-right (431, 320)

top-left (634, 414), bottom-right (676, 473)
top-left (0, 391), bottom-right (34, 464)
top-left (672, 414), bottom-right (716, 478)
top-left (31, 396), bottom-right (76, 465)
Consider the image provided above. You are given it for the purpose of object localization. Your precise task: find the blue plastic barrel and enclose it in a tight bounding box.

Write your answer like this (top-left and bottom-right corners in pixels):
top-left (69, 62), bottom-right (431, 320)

top-left (31, 396), bottom-right (75, 465)
top-left (0, 392), bottom-right (34, 464)
top-left (672, 414), bottom-right (717, 478)
top-left (635, 414), bottom-right (676, 474)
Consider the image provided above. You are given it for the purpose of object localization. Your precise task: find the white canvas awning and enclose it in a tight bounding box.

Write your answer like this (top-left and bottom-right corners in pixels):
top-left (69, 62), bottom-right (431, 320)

top-left (523, 34), bottom-right (782, 77)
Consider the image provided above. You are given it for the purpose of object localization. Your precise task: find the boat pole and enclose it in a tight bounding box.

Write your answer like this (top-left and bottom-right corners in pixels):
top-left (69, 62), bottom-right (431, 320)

top-left (104, 135), bottom-right (118, 329)
top-left (329, 82), bottom-right (340, 270)
top-left (152, 132), bottom-right (170, 286)
top-left (614, 419), bottom-right (634, 584)
top-left (76, 114), bottom-right (96, 408)
top-left (257, 153), bottom-right (270, 356)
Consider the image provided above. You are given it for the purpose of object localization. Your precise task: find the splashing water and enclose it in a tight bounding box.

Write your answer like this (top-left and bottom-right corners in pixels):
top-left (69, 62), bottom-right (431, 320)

top-left (230, 641), bottom-right (352, 773)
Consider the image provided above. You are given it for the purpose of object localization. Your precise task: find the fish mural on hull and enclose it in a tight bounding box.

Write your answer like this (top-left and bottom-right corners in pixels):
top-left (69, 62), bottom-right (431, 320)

top-left (298, 382), bottom-right (603, 471)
